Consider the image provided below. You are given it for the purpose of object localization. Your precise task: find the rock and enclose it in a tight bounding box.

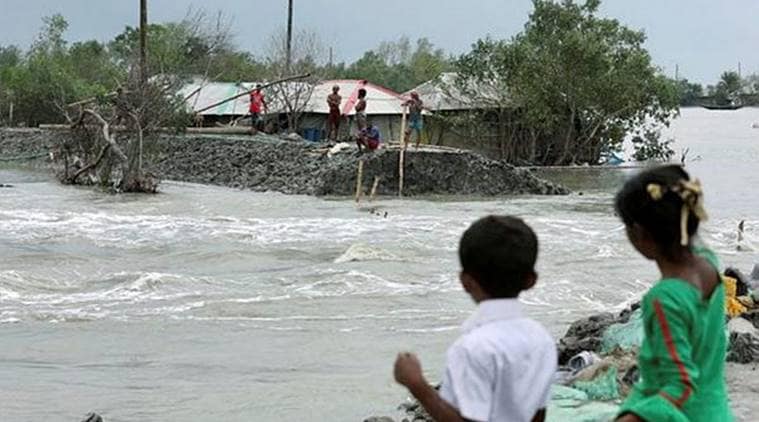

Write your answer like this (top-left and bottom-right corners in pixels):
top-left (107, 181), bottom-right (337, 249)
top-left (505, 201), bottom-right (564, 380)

top-left (363, 417), bottom-right (395, 422)
top-left (740, 311), bottom-right (759, 330)
top-left (0, 183), bottom-right (13, 188)
top-left (558, 312), bottom-right (617, 364)
top-left (727, 317), bottom-right (759, 363)
top-left (81, 413), bottom-right (103, 422)
top-left (283, 132), bottom-right (305, 142)
top-left (558, 303), bottom-right (641, 365)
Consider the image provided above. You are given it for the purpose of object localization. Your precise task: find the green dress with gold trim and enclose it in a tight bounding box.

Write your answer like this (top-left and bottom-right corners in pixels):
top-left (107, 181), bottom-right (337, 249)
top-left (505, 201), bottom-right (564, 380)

top-left (617, 247), bottom-right (733, 422)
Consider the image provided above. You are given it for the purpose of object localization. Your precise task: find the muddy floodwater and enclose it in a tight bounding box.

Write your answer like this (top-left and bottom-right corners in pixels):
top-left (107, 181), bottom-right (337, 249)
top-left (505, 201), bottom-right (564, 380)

top-left (1, 108), bottom-right (758, 421)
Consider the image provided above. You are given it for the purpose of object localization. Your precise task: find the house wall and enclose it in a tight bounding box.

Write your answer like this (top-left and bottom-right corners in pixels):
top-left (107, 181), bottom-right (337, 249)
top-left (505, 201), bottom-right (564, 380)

top-left (298, 114), bottom-right (406, 143)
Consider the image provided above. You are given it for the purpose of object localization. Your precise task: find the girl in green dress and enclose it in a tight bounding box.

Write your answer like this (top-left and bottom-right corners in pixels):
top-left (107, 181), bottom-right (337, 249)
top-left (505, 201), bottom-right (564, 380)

top-left (614, 165), bottom-right (732, 422)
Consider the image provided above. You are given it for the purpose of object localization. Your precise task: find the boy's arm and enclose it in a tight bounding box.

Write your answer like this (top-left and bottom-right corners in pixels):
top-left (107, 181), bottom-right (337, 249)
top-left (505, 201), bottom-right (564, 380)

top-left (394, 353), bottom-right (473, 422)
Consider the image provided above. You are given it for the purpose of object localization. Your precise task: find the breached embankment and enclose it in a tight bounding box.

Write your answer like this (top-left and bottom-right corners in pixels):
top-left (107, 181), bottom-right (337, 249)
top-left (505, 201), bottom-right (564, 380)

top-left (0, 129), bottom-right (567, 196)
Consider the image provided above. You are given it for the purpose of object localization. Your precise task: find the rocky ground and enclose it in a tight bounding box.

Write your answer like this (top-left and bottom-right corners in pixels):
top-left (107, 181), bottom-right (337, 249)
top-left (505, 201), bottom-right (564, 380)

top-left (371, 306), bottom-right (759, 422)
top-left (0, 129), bottom-right (57, 164)
top-left (0, 129), bottom-right (568, 197)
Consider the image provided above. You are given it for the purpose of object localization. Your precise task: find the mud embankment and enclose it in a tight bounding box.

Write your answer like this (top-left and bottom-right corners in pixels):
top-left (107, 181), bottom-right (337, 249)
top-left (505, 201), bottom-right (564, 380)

top-left (0, 129), bottom-right (568, 196)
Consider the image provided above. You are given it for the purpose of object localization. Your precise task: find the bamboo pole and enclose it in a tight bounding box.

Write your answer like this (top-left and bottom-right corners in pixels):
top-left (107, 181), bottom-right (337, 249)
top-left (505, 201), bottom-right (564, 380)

top-left (398, 104), bottom-right (408, 197)
top-left (194, 73), bottom-right (310, 114)
top-left (140, 0), bottom-right (148, 85)
top-left (286, 0), bottom-right (293, 73)
top-left (369, 176), bottom-right (381, 202)
top-left (8, 102), bottom-right (13, 127)
top-left (355, 160), bottom-right (364, 203)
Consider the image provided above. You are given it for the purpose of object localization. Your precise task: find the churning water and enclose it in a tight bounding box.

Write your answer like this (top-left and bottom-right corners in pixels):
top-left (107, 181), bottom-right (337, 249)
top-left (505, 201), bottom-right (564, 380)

top-left (1, 108), bottom-right (758, 421)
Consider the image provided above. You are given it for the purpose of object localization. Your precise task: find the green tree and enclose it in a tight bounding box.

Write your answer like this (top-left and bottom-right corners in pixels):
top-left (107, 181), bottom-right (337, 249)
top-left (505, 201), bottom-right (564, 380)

top-left (718, 71), bottom-right (742, 94)
top-left (341, 37), bottom-right (452, 92)
top-left (0, 46), bottom-right (21, 68)
top-left (677, 79), bottom-right (704, 106)
top-left (11, 14), bottom-right (86, 125)
top-left (456, 0), bottom-right (679, 165)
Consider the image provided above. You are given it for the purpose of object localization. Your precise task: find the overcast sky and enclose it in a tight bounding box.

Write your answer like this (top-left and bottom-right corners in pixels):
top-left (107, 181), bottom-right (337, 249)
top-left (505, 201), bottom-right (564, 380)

top-left (1, 0), bottom-right (757, 84)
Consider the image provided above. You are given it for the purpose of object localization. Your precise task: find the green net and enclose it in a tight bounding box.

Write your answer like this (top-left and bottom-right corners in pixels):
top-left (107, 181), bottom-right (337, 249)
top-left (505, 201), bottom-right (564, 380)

top-left (548, 385), bottom-right (619, 422)
top-left (571, 367), bottom-right (620, 400)
top-left (601, 309), bottom-right (644, 353)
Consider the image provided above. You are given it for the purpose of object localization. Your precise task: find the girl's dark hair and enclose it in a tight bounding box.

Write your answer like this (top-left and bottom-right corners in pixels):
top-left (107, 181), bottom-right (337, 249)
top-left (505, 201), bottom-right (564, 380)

top-left (615, 165), bottom-right (703, 257)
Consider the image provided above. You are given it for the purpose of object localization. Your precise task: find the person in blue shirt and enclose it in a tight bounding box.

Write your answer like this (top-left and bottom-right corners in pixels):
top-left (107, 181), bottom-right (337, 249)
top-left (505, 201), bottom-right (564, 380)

top-left (357, 123), bottom-right (381, 152)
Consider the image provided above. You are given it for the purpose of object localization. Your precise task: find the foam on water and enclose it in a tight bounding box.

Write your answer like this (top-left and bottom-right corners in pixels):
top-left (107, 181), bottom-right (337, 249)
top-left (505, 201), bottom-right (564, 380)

top-left (333, 243), bottom-right (403, 263)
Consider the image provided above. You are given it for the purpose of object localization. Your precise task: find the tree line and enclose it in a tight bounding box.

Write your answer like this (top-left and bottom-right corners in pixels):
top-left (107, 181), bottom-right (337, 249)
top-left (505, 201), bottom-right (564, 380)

top-left (0, 11), bottom-right (453, 127)
top-left (678, 71), bottom-right (759, 107)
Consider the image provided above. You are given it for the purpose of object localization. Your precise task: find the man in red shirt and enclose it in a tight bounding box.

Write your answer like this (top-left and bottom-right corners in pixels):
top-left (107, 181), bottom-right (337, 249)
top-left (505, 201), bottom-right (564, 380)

top-left (249, 84), bottom-right (268, 134)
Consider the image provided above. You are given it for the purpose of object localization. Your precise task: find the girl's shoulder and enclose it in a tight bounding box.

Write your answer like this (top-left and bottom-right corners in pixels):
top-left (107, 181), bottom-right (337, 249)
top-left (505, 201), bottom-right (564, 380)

top-left (645, 278), bottom-right (702, 303)
top-left (692, 244), bottom-right (720, 270)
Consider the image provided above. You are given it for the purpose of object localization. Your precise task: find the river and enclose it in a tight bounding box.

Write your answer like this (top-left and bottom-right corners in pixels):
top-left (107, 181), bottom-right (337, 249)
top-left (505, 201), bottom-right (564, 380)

top-left (1, 108), bottom-right (757, 421)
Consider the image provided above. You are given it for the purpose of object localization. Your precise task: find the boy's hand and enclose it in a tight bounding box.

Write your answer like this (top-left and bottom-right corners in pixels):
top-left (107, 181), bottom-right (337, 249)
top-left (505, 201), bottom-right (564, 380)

top-left (394, 352), bottom-right (426, 389)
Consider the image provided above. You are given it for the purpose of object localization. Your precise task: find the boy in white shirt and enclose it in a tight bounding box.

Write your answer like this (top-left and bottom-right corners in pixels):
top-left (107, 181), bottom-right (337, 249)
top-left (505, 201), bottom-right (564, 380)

top-left (394, 215), bottom-right (557, 422)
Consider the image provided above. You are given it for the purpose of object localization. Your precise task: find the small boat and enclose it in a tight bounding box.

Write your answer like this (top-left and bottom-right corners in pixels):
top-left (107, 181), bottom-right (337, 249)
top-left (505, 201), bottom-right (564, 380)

top-left (701, 98), bottom-right (744, 111)
top-left (701, 103), bottom-right (744, 111)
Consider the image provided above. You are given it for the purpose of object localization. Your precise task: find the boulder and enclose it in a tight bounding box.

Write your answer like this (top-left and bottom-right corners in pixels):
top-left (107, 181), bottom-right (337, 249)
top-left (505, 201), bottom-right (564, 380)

top-left (558, 312), bottom-right (617, 364)
top-left (81, 413), bottom-right (103, 422)
top-left (727, 317), bottom-right (759, 363)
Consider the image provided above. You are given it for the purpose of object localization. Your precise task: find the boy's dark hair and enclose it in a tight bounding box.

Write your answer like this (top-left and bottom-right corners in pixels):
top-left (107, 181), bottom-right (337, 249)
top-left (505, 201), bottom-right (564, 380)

top-left (458, 215), bottom-right (538, 298)
top-left (358, 89), bottom-right (367, 98)
top-left (615, 165), bottom-right (702, 257)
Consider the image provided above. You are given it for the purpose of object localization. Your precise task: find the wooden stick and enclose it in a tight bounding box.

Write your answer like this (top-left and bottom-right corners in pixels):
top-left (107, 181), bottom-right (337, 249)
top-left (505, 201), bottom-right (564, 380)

top-left (69, 144), bottom-right (111, 183)
top-left (66, 91), bottom-right (119, 108)
top-left (355, 160), bottom-right (364, 203)
top-left (400, 104), bottom-right (408, 145)
top-left (194, 73), bottom-right (311, 114)
top-left (81, 109), bottom-right (128, 162)
top-left (369, 176), bottom-right (381, 202)
top-left (398, 104), bottom-right (408, 197)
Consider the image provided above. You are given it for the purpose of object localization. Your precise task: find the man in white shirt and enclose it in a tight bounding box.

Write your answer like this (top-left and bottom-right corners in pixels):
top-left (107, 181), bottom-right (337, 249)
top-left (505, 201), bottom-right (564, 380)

top-left (394, 215), bottom-right (557, 422)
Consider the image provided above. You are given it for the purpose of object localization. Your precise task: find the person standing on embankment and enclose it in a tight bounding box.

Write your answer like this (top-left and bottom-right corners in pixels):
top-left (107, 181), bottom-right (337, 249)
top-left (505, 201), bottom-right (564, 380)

top-left (249, 84), bottom-right (268, 135)
top-left (355, 88), bottom-right (368, 131)
top-left (614, 165), bottom-right (733, 422)
top-left (327, 85), bottom-right (342, 141)
top-left (403, 91), bottom-right (424, 147)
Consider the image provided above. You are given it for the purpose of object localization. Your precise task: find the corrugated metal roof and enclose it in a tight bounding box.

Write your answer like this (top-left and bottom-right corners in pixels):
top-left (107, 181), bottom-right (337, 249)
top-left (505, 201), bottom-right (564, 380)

top-left (179, 81), bottom-right (256, 116)
top-left (306, 79), bottom-right (406, 115)
top-left (180, 79), bottom-right (408, 116)
top-left (406, 72), bottom-right (510, 111)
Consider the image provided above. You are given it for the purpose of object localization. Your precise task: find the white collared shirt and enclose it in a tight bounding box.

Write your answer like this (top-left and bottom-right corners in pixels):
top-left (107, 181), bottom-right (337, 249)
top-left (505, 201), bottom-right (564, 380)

top-left (439, 299), bottom-right (557, 422)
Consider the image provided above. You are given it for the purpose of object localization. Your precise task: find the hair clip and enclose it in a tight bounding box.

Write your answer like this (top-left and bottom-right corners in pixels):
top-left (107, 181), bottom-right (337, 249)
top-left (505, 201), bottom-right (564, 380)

top-left (646, 183), bottom-right (663, 201)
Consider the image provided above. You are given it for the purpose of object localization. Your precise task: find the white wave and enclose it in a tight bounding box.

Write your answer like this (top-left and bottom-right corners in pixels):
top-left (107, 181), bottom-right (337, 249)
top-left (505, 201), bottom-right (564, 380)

top-left (333, 243), bottom-right (401, 263)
